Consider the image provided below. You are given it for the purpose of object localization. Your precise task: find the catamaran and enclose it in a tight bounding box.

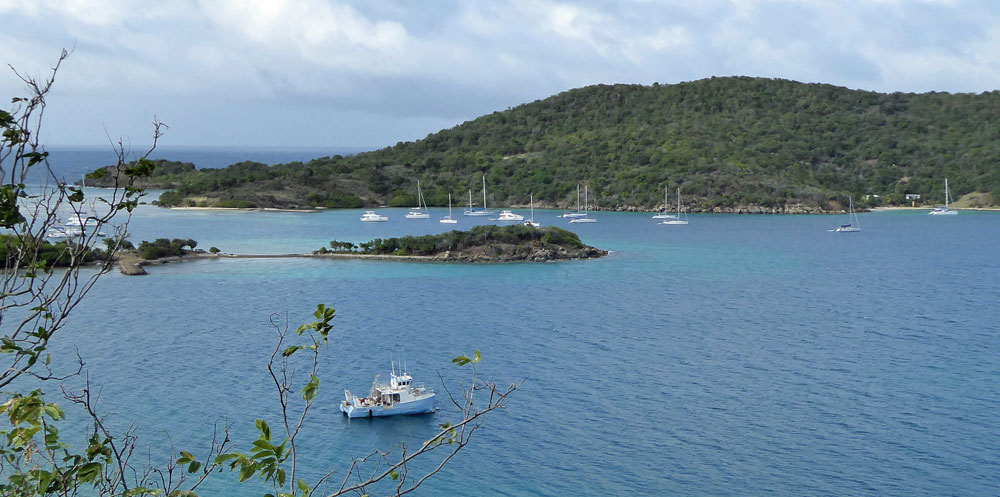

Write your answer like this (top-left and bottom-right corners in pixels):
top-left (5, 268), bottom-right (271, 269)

top-left (659, 188), bottom-right (688, 225)
top-left (569, 185), bottom-right (597, 223)
top-left (928, 178), bottom-right (958, 215)
top-left (652, 185), bottom-right (677, 219)
top-left (464, 177), bottom-right (493, 216)
top-left (831, 196), bottom-right (861, 232)
top-left (340, 363), bottom-right (436, 418)
top-left (405, 180), bottom-right (430, 219)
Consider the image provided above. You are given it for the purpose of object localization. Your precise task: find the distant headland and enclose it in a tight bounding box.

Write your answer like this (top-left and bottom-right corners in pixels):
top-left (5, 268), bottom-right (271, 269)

top-left (81, 77), bottom-right (999, 213)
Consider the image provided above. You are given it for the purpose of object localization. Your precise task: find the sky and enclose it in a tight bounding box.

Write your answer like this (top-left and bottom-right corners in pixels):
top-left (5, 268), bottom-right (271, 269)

top-left (2, 0), bottom-right (999, 149)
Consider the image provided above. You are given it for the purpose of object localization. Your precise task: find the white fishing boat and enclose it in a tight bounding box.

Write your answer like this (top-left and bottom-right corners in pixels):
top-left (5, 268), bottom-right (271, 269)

top-left (405, 180), bottom-right (430, 219)
top-left (440, 193), bottom-right (458, 224)
top-left (463, 177), bottom-right (492, 216)
top-left (928, 178), bottom-right (958, 215)
top-left (569, 185), bottom-right (597, 223)
top-left (360, 210), bottom-right (388, 222)
top-left (340, 364), bottom-right (436, 418)
top-left (559, 184), bottom-right (587, 218)
top-left (652, 185), bottom-right (678, 219)
top-left (496, 210), bottom-right (524, 222)
top-left (523, 194), bottom-right (540, 227)
top-left (659, 188), bottom-right (688, 225)
top-left (830, 196), bottom-right (861, 232)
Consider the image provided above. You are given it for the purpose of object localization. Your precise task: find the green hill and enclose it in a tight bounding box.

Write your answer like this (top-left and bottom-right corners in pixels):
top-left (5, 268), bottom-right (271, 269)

top-left (92, 77), bottom-right (1000, 211)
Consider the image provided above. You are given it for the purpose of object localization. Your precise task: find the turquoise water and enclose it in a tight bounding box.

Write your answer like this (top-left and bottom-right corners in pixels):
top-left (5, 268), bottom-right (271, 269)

top-left (45, 205), bottom-right (999, 496)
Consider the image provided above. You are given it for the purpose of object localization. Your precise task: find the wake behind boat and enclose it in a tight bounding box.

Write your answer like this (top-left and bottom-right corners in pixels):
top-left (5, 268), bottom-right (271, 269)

top-left (341, 365), bottom-right (436, 418)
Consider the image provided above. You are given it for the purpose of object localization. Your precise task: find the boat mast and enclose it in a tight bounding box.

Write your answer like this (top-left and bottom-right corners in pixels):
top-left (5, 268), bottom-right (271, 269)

top-left (676, 187), bottom-right (681, 218)
top-left (577, 184), bottom-right (581, 212)
top-left (482, 176), bottom-right (488, 212)
top-left (945, 178), bottom-right (950, 209)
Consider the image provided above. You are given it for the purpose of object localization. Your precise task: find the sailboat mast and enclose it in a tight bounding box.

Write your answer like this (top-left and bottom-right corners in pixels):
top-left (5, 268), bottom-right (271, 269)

top-left (577, 184), bottom-right (581, 212)
top-left (676, 188), bottom-right (681, 217)
top-left (482, 176), bottom-right (488, 212)
top-left (945, 178), bottom-right (949, 208)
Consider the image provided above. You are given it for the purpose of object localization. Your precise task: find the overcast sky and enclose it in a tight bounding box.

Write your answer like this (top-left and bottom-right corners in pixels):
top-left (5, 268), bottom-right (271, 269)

top-left (2, 0), bottom-right (999, 149)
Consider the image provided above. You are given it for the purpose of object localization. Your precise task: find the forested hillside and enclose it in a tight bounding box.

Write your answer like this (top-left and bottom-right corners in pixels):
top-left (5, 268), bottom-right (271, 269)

top-left (90, 77), bottom-right (1000, 212)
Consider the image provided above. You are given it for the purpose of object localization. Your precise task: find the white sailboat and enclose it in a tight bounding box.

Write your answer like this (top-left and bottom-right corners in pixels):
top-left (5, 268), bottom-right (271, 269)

top-left (659, 188), bottom-right (688, 225)
top-left (652, 185), bottom-right (677, 219)
top-left (464, 177), bottom-right (492, 216)
top-left (928, 178), bottom-right (958, 215)
top-left (569, 185), bottom-right (597, 223)
top-left (560, 184), bottom-right (587, 218)
top-left (440, 193), bottom-right (458, 224)
top-left (405, 180), bottom-right (430, 219)
top-left (523, 194), bottom-right (540, 227)
top-left (830, 196), bottom-right (861, 232)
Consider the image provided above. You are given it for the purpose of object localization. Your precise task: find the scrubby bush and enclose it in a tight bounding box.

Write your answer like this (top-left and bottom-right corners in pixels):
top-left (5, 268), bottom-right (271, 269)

top-left (137, 238), bottom-right (198, 259)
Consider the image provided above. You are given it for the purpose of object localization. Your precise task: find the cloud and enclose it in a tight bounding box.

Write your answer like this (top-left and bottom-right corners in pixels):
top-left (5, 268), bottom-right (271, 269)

top-left (3, 0), bottom-right (1000, 147)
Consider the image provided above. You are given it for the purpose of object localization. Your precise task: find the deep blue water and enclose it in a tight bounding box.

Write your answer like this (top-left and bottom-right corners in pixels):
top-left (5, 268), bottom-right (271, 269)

top-left (43, 201), bottom-right (1000, 496)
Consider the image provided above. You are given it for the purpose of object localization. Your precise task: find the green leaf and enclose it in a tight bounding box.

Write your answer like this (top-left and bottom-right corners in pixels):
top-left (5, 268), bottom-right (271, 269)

top-left (255, 419), bottom-right (271, 440)
top-left (472, 349), bottom-right (481, 364)
top-left (43, 404), bottom-right (63, 420)
top-left (77, 461), bottom-right (102, 483)
top-left (297, 478), bottom-right (310, 493)
top-left (67, 186), bottom-right (85, 203)
top-left (213, 453), bottom-right (238, 465)
top-left (301, 374), bottom-right (319, 402)
top-left (282, 345), bottom-right (303, 357)
top-left (390, 470), bottom-right (399, 480)
top-left (187, 460), bottom-right (202, 474)
top-left (451, 355), bottom-right (471, 366)
top-left (237, 464), bottom-right (255, 482)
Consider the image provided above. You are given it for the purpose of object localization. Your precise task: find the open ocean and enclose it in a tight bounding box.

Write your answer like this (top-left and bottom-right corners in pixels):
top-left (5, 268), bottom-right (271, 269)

top-left (34, 149), bottom-right (1000, 496)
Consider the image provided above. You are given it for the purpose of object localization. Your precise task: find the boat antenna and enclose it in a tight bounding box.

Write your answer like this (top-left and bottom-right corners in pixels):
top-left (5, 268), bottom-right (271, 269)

top-left (391, 355), bottom-right (395, 376)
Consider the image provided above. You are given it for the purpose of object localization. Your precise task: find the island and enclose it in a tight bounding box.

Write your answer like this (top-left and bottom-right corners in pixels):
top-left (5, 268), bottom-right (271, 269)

top-left (82, 77), bottom-right (1000, 213)
top-left (317, 225), bottom-right (607, 262)
top-left (116, 226), bottom-right (606, 275)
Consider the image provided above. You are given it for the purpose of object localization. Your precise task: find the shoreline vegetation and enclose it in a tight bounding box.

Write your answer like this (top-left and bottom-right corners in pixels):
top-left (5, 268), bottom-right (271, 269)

top-left (117, 225), bottom-right (607, 275)
top-left (83, 77), bottom-right (999, 213)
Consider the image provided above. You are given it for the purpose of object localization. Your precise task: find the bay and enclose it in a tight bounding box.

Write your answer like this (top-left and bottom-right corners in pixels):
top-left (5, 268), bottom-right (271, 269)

top-left (46, 193), bottom-right (1000, 495)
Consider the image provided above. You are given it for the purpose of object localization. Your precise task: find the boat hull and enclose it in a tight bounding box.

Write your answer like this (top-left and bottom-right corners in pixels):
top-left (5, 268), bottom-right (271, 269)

top-left (340, 394), bottom-right (436, 418)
